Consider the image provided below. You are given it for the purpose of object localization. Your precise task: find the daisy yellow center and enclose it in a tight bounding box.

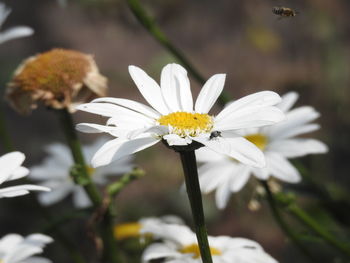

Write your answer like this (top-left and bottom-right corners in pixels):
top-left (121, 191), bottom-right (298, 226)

top-left (180, 244), bottom-right (222, 258)
top-left (113, 223), bottom-right (142, 240)
top-left (244, 133), bottom-right (268, 150)
top-left (157, 112), bottom-right (213, 137)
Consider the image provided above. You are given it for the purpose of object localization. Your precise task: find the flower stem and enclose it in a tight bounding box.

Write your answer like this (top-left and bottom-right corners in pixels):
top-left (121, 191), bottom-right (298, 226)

top-left (261, 181), bottom-right (317, 261)
top-left (57, 109), bottom-right (120, 263)
top-left (288, 203), bottom-right (350, 258)
top-left (125, 0), bottom-right (230, 106)
top-left (179, 150), bottom-right (213, 263)
top-left (264, 181), bottom-right (350, 258)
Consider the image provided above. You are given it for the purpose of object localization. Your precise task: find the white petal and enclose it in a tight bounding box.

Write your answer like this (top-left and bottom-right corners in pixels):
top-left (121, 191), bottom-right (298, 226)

top-left (0, 151), bottom-right (25, 184)
top-left (161, 63), bottom-right (193, 112)
top-left (215, 180), bottom-right (232, 209)
top-left (0, 26), bottom-right (33, 44)
top-left (72, 186), bottom-right (92, 208)
top-left (214, 106), bottom-right (284, 131)
top-left (0, 185), bottom-right (50, 198)
top-left (92, 97), bottom-right (160, 119)
top-left (198, 161), bottom-right (235, 194)
top-left (265, 153), bottom-right (301, 183)
top-left (268, 138), bottom-right (328, 158)
top-left (76, 102), bottom-right (151, 121)
top-left (277, 91), bottom-right (299, 112)
top-left (7, 167), bottom-right (29, 181)
top-left (37, 184), bottom-right (72, 206)
top-left (215, 91), bottom-right (282, 122)
top-left (267, 106), bottom-right (320, 139)
top-left (229, 165), bottom-right (251, 192)
top-left (195, 74), bottom-right (226, 113)
top-left (143, 243), bottom-right (181, 262)
top-left (196, 147), bottom-right (226, 163)
top-left (271, 124), bottom-right (320, 140)
top-left (163, 134), bottom-right (191, 146)
top-left (76, 123), bottom-right (124, 137)
top-left (129, 65), bottom-right (169, 114)
top-left (193, 136), bottom-right (266, 168)
top-left (92, 137), bottom-right (160, 167)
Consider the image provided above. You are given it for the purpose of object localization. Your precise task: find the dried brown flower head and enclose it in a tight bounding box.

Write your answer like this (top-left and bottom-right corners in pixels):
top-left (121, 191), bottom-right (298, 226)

top-left (6, 48), bottom-right (107, 114)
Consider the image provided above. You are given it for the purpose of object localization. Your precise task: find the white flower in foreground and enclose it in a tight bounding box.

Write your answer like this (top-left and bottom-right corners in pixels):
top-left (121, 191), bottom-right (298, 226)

top-left (29, 138), bottom-right (133, 208)
top-left (0, 3), bottom-right (33, 45)
top-left (141, 222), bottom-right (278, 263)
top-left (77, 63), bottom-right (284, 168)
top-left (114, 215), bottom-right (184, 241)
top-left (197, 92), bottom-right (328, 209)
top-left (0, 233), bottom-right (52, 263)
top-left (0, 152), bottom-right (50, 198)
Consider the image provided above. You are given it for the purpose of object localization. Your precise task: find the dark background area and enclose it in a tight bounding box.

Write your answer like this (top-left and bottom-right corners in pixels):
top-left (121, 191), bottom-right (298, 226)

top-left (0, 0), bottom-right (349, 262)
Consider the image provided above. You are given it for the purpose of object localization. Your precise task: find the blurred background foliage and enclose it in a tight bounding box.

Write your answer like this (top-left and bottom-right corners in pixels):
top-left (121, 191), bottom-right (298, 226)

top-left (1, 0), bottom-right (350, 262)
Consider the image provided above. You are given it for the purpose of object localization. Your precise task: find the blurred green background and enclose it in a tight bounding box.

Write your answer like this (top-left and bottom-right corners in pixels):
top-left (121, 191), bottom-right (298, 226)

top-left (1, 0), bottom-right (350, 262)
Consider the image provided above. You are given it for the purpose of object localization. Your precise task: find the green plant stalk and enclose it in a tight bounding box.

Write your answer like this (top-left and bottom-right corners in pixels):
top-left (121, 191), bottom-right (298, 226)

top-left (57, 109), bottom-right (120, 263)
top-left (179, 150), bottom-right (213, 263)
top-left (107, 168), bottom-right (145, 197)
top-left (0, 106), bottom-right (14, 152)
top-left (261, 181), bottom-right (316, 261)
top-left (125, 0), bottom-right (230, 106)
top-left (287, 203), bottom-right (350, 258)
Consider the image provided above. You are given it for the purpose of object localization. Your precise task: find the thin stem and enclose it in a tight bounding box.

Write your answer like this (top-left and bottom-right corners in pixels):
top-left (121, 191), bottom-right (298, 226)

top-left (261, 181), bottom-right (316, 261)
top-left (179, 150), bottom-right (213, 263)
top-left (107, 168), bottom-right (145, 197)
top-left (57, 109), bottom-right (120, 263)
top-left (288, 203), bottom-right (350, 258)
top-left (125, 0), bottom-right (230, 106)
top-left (0, 106), bottom-right (14, 152)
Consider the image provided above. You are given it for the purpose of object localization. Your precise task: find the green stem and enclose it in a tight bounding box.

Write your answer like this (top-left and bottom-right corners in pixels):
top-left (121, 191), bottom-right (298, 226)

top-left (57, 109), bottom-right (120, 263)
top-left (107, 168), bottom-right (145, 197)
top-left (179, 150), bottom-right (213, 263)
top-left (288, 203), bottom-right (350, 258)
top-left (261, 181), bottom-right (316, 261)
top-left (125, 0), bottom-right (230, 106)
top-left (0, 106), bottom-right (14, 152)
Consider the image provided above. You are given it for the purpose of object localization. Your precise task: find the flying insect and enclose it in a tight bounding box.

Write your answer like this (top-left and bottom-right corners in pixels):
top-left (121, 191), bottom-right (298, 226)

top-left (272, 6), bottom-right (298, 18)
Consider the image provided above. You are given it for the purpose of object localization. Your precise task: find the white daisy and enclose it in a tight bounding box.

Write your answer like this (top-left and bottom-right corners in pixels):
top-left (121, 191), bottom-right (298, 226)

top-left (197, 92), bottom-right (328, 209)
top-left (76, 63), bottom-right (284, 168)
top-left (141, 222), bottom-right (278, 263)
top-left (29, 137), bottom-right (134, 208)
top-left (0, 233), bottom-right (52, 263)
top-left (0, 3), bottom-right (33, 45)
top-left (0, 152), bottom-right (50, 198)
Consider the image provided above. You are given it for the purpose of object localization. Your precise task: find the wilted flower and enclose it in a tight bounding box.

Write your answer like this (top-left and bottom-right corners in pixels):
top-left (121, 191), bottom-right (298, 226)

top-left (29, 138), bottom-right (133, 208)
top-left (0, 3), bottom-right (33, 45)
top-left (142, 221), bottom-right (278, 263)
top-left (6, 48), bottom-right (107, 114)
top-left (0, 233), bottom-right (53, 263)
top-left (76, 63), bottom-right (284, 168)
top-left (0, 152), bottom-right (50, 198)
top-left (197, 92), bottom-right (328, 209)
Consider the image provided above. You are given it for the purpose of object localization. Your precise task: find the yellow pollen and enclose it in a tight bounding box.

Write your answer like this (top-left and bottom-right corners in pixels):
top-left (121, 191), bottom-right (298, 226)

top-left (86, 166), bottom-right (96, 176)
top-left (113, 223), bottom-right (142, 240)
top-left (180, 244), bottom-right (222, 258)
top-left (244, 133), bottom-right (268, 150)
top-left (157, 112), bottom-right (213, 137)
